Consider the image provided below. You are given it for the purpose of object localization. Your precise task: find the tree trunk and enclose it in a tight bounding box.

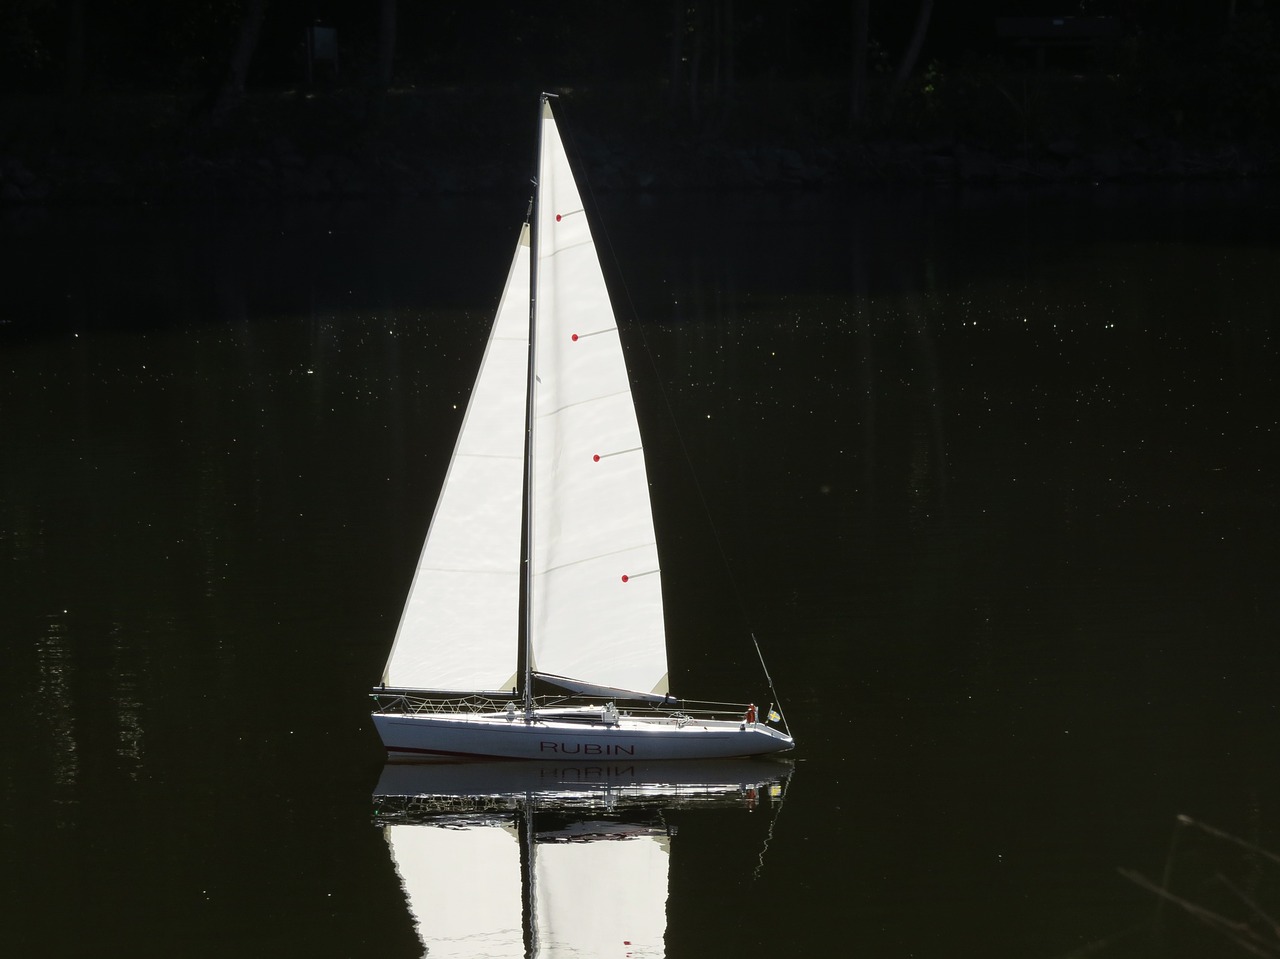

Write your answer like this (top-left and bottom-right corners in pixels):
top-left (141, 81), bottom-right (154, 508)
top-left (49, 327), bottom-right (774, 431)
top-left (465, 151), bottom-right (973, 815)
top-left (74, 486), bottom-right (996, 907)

top-left (65, 0), bottom-right (86, 101)
top-left (668, 0), bottom-right (685, 112)
top-left (213, 0), bottom-right (268, 126)
top-left (722, 0), bottom-right (735, 103)
top-left (849, 0), bottom-right (870, 128)
top-left (688, 2), bottom-right (704, 123)
top-left (709, 0), bottom-right (736, 130)
top-left (885, 0), bottom-right (934, 119)
top-left (710, 0), bottom-right (721, 101)
top-left (377, 0), bottom-right (398, 89)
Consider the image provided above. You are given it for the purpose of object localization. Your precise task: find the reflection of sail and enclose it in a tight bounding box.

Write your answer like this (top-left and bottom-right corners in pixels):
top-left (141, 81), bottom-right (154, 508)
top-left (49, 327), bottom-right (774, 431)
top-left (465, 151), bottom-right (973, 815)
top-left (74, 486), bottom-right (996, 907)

top-left (376, 760), bottom-right (791, 958)
top-left (383, 821), bottom-right (524, 958)
top-left (534, 825), bottom-right (668, 958)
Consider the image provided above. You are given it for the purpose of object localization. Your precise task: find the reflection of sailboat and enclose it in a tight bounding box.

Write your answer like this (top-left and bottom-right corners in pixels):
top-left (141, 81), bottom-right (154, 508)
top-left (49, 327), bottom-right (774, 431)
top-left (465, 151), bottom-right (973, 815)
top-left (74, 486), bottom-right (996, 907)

top-left (376, 760), bottom-right (791, 958)
top-left (373, 758), bottom-right (790, 812)
top-left (370, 95), bottom-right (794, 762)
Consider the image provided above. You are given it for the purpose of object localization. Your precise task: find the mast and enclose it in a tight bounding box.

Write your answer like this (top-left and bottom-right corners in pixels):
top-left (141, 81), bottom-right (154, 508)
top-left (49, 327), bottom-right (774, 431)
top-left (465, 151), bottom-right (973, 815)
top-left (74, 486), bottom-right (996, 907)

top-left (522, 95), bottom-right (551, 715)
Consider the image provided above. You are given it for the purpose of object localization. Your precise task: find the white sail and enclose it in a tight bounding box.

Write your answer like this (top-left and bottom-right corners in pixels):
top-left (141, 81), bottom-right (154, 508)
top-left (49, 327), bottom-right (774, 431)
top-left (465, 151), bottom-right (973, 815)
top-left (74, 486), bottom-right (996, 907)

top-left (381, 224), bottom-right (530, 693)
top-left (534, 830), bottom-right (670, 958)
top-left (384, 822), bottom-right (525, 958)
top-left (529, 101), bottom-right (670, 700)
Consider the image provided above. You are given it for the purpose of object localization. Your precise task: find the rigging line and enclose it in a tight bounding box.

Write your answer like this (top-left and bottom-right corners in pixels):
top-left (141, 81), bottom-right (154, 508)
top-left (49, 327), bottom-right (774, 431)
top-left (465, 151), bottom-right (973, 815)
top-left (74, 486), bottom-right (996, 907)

top-left (556, 99), bottom-right (780, 688)
top-left (752, 632), bottom-right (791, 737)
top-left (752, 768), bottom-right (793, 882)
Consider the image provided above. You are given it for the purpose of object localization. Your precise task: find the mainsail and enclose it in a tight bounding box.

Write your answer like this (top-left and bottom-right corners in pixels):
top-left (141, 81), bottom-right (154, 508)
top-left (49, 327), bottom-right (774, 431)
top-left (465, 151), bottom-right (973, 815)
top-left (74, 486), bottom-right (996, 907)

top-left (528, 101), bottom-right (669, 701)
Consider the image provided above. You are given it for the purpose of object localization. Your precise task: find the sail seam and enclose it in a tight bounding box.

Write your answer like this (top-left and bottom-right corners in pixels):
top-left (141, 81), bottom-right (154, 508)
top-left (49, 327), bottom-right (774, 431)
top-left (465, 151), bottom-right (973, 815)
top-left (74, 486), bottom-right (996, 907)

top-left (535, 542), bottom-right (659, 575)
top-left (545, 238), bottom-right (594, 256)
top-left (534, 387), bottom-right (632, 419)
top-left (417, 566), bottom-right (513, 574)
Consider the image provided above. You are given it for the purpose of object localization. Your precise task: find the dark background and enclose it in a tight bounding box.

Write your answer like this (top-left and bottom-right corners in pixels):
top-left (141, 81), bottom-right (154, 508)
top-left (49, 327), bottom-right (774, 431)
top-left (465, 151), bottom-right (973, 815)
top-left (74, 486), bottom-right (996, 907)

top-left (3, 186), bottom-right (1278, 957)
top-left (3, 0), bottom-right (1279, 204)
top-left (4, 1), bottom-right (1270, 97)
top-left (3, 3), bottom-right (1280, 956)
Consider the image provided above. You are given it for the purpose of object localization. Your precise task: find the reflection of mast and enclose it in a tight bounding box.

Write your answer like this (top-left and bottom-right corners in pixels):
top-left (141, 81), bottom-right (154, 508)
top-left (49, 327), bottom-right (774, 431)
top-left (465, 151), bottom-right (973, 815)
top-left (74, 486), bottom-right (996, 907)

top-left (522, 797), bottom-right (538, 959)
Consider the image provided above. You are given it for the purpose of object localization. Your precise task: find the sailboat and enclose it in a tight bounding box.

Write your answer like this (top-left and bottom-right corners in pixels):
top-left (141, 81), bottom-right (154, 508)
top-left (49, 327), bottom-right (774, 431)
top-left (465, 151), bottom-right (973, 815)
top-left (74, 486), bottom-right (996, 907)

top-left (370, 95), bottom-right (795, 762)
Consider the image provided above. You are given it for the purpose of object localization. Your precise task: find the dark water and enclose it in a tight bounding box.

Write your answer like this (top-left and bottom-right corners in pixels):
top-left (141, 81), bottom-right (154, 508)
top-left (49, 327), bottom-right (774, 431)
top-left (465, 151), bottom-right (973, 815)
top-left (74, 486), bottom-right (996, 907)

top-left (3, 182), bottom-right (1279, 957)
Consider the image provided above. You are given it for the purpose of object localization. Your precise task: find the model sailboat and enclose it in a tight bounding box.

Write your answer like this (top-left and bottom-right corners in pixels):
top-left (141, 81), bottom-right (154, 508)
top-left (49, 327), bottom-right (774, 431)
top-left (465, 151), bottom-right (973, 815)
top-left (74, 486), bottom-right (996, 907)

top-left (370, 96), bottom-right (795, 762)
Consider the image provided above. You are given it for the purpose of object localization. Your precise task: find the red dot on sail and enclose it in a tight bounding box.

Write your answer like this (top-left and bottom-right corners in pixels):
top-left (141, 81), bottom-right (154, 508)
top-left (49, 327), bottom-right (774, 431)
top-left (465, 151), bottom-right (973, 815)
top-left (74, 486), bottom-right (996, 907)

top-left (593, 454), bottom-right (600, 462)
top-left (556, 214), bottom-right (563, 222)
top-left (621, 574), bottom-right (629, 583)
top-left (571, 333), bottom-right (579, 341)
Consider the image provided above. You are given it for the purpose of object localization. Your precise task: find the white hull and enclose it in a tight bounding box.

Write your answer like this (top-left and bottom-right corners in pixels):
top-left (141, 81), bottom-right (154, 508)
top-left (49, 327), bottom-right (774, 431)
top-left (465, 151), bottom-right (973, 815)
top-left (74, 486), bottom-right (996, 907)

top-left (373, 708), bottom-right (795, 762)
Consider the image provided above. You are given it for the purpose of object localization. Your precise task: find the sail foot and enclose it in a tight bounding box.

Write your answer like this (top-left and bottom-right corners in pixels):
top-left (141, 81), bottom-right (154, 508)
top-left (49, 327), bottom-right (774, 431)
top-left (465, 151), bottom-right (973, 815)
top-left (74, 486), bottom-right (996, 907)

top-left (533, 672), bottom-right (674, 704)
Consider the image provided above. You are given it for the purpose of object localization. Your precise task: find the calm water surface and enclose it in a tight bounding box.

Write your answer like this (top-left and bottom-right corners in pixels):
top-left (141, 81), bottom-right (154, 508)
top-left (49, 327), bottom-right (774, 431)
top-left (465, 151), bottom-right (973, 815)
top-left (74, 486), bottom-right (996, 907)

top-left (2, 183), bottom-right (1278, 957)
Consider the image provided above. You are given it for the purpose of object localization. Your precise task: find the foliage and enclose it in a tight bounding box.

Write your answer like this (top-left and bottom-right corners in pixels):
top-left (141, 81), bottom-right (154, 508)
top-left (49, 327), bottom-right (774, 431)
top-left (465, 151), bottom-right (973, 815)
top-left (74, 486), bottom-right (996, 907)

top-left (0, 0), bottom-right (1277, 185)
